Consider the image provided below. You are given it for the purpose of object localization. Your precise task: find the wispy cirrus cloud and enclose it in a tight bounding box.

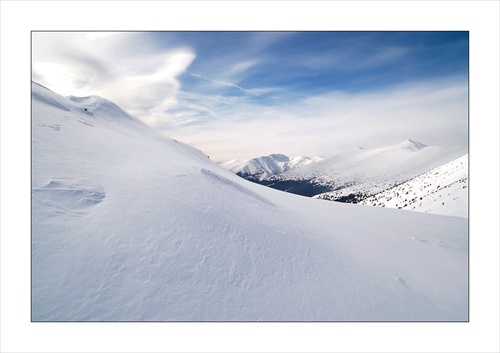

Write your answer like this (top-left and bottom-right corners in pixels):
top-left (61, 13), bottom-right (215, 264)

top-left (168, 75), bottom-right (468, 162)
top-left (188, 72), bottom-right (261, 97)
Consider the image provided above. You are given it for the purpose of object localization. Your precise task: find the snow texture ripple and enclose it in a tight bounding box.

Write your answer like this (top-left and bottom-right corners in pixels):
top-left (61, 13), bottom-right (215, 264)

top-left (31, 82), bottom-right (468, 322)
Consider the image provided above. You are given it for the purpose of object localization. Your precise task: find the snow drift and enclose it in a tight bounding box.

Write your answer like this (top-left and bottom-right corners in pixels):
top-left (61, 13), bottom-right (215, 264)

top-left (31, 82), bottom-right (468, 321)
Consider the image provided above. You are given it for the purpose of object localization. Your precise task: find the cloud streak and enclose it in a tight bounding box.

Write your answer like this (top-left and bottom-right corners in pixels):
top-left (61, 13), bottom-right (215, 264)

top-left (188, 72), bottom-right (261, 97)
top-left (168, 76), bottom-right (468, 162)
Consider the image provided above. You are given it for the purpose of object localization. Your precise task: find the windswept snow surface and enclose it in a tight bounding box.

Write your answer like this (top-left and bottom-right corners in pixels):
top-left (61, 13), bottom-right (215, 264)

top-left (32, 82), bottom-right (468, 321)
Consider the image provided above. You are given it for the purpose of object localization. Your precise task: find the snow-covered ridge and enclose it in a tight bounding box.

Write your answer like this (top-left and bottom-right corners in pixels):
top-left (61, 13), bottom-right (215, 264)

top-left (220, 153), bottom-right (324, 180)
top-left (398, 138), bottom-right (427, 151)
top-left (227, 138), bottom-right (467, 218)
top-left (67, 95), bottom-right (137, 122)
top-left (357, 154), bottom-right (468, 218)
top-left (31, 82), bottom-right (468, 321)
top-left (274, 138), bottom-right (463, 185)
top-left (308, 140), bottom-right (467, 205)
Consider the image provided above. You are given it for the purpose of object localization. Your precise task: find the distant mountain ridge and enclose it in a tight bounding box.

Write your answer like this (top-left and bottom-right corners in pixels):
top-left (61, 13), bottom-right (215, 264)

top-left (398, 138), bottom-right (427, 151)
top-left (220, 153), bottom-right (324, 181)
top-left (221, 139), bottom-right (468, 217)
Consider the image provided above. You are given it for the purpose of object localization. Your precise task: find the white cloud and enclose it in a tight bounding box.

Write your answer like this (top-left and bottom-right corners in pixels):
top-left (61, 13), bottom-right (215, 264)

top-left (189, 72), bottom-right (261, 97)
top-left (167, 76), bottom-right (468, 162)
top-left (32, 32), bottom-right (195, 126)
top-left (223, 59), bottom-right (260, 77)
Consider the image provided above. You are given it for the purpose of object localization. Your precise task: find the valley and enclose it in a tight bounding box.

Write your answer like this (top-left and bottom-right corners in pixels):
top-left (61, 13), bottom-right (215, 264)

top-left (221, 142), bottom-right (468, 218)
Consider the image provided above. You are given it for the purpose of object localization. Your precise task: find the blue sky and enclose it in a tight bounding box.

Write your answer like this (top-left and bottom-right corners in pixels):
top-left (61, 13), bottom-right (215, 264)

top-left (32, 31), bottom-right (469, 161)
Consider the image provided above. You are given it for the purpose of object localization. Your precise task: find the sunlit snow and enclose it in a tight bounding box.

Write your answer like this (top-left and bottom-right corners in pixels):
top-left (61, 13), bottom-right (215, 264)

top-left (359, 154), bottom-right (468, 218)
top-left (32, 82), bottom-right (468, 321)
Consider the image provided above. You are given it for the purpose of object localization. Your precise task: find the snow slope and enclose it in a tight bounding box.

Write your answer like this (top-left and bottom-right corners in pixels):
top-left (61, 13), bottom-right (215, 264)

top-left (270, 139), bottom-right (466, 200)
top-left (220, 153), bottom-right (324, 180)
top-left (358, 154), bottom-right (468, 218)
top-left (32, 82), bottom-right (468, 321)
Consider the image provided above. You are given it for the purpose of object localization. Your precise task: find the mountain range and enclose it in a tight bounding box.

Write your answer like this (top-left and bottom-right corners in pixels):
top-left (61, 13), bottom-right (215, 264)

top-left (221, 140), bottom-right (467, 218)
top-left (31, 81), bottom-right (468, 321)
top-left (220, 154), bottom-right (324, 181)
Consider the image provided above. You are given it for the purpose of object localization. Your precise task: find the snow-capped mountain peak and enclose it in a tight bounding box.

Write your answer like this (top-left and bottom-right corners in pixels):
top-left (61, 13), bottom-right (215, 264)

top-left (267, 153), bottom-right (289, 162)
top-left (398, 139), bottom-right (427, 151)
top-left (220, 153), bottom-right (324, 180)
top-left (225, 138), bottom-right (467, 215)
